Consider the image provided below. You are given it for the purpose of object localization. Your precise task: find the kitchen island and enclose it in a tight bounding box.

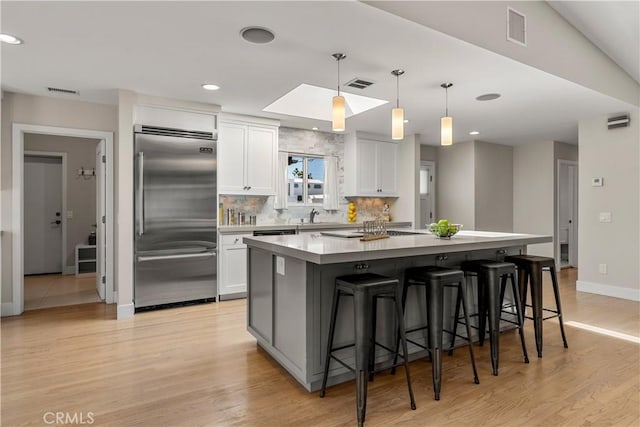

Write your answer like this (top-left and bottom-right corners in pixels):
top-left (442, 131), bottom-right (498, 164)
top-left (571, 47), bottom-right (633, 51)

top-left (243, 230), bottom-right (551, 392)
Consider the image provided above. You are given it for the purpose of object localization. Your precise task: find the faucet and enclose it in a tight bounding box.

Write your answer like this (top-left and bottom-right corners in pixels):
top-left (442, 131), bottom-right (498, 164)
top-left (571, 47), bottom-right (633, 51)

top-left (310, 208), bottom-right (320, 224)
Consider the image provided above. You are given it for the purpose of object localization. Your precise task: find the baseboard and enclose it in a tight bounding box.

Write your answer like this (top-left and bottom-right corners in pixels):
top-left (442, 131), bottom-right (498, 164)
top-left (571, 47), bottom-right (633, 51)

top-left (62, 266), bottom-right (75, 275)
top-left (116, 302), bottom-right (135, 319)
top-left (576, 280), bottom-right (640, 302)
top-left (1, 302), bottom-right (17, 317)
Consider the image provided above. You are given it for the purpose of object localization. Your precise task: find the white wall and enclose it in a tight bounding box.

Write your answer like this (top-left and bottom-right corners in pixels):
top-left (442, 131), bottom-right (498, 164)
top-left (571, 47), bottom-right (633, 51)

top-left (1, 93), bottom-right (117, 305)
top-left (437, 141), bottom-right (475, 228)
top-left (24, 134), bottom-right (99, 269)
top-left (475, 141), bottom-right (513, 232)
top-left (394, 134), bottom-right (420, 226)
top-left (513, 141), bottom-right (555, 256)
top-left (577, 112), bottom-right (639, 301)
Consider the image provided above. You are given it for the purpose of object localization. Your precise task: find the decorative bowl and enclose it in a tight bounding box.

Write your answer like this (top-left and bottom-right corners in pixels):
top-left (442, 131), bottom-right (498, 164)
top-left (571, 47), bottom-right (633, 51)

top-left (427, 223), bottom-right (463, 239)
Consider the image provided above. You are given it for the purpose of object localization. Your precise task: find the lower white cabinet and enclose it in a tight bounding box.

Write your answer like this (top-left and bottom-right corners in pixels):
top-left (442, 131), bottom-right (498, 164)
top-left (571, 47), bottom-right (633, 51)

top-left (218, 233), bottom-right (251, 300)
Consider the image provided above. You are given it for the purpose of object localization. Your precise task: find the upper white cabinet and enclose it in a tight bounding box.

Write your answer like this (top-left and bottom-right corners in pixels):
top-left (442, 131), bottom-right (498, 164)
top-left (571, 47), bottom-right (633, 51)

top-left (345, 134), bottom-right (398, 197)
top-left (218, 116), bottom-right (279, 195)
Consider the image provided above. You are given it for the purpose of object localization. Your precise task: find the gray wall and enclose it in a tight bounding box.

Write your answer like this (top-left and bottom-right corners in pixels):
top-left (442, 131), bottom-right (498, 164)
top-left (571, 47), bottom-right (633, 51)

top-left (578, 112), bottom-right (639, 300)
top-left (420, 144), bottom-right (438, 161)
top-left (513, 141), bottom-right (555, 256)
top-left (475, 141), bottom-right (513, 232)
top-left (24, 134), bottom-right (99, 269)
top-left (1, 92), bottom-right (118, 304)
top-left (436, 140), bottom-right (475, 228)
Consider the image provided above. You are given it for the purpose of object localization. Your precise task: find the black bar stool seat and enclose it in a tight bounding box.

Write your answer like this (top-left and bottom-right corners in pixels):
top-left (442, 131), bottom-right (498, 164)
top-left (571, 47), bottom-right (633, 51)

top-left (320, 273), bottom-right (416, 427)
top-left (459, 260), bottom-right (529, 376)
top-left (393, 266), bottom-right (479, 400)
top-left (504, 255), bottom-right (569, 357)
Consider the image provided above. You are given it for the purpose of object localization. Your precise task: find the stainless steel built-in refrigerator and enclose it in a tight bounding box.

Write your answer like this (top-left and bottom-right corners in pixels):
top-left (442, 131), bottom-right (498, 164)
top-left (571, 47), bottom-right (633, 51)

top-left (134, 124), bottom-right (217, 309)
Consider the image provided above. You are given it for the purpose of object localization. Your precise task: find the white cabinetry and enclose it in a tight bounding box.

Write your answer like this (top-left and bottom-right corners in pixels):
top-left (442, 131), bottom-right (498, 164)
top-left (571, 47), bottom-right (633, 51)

top-left (218, 118), bottom-right (278, 195)
top-left (218, 233), bottom-right (251, 300)
top-left (345, 135), bottom-right (398, 197)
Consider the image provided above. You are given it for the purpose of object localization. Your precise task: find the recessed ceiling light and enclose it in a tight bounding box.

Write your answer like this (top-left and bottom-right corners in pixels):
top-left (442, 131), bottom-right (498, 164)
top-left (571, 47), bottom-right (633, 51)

top-left (403, 119), bottom-right (409, 123)
top-left (0, 33), bottom-right (23, 44)
top-left (201, 84), bottom-right (220, 91)
top-left (312, 127), bottom-right (318, 131)
top-left (476, 93), bottom-right (501, 101)
top-left (240, 26), bottom-right (275, 44)
top-left (469, 131), bottom-right (480, 135)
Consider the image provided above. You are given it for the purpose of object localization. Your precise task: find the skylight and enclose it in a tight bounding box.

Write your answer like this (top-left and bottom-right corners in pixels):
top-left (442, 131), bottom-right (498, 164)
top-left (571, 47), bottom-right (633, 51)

top-left (263, 83), bottom-right (388, 122)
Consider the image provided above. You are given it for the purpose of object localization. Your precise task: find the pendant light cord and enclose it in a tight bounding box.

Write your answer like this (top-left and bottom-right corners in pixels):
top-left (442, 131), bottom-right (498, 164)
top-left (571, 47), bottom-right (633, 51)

top-left (445, 86), bottom-right (449, 116)
top-left (337, 58), bottom-right (341, 96)
top-left (396, 74), bottom-right (400, 108)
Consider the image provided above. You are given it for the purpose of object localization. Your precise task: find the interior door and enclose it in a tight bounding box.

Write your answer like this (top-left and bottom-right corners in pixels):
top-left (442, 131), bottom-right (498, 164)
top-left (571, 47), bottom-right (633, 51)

top-left (24, 155), bottom-right (63, 275)
top-left (420, 162), bottom-right (434, 229)
top-left (95, 141), bottom-right (106, 300)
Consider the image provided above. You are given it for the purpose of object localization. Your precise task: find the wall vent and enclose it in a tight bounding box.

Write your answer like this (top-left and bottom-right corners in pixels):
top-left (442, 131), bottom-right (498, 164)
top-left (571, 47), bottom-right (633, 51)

top-left (345, 78), bottom-right (375, 90)
top-left (47, 87), bottom-right (79, 95)
top-left (608, 114), bottom-right (630, 129)
top-left (507, 7), bottom-right (527, 46)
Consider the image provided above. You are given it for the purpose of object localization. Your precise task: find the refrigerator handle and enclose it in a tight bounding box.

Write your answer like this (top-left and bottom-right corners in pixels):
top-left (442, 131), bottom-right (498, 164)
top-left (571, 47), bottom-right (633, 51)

top-left (137, 152), bottom-right (145, 236)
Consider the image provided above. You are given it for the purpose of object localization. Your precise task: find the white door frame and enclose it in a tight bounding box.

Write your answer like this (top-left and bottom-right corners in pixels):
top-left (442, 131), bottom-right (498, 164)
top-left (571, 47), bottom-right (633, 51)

top-left (556, 159), bottom-right (578, 269)
top-left (23, 151), bottom-right (68, 275)
top-left (12, 123), bottom-right (115, 315)
top-left (420, 160), bottom-right (436, 226)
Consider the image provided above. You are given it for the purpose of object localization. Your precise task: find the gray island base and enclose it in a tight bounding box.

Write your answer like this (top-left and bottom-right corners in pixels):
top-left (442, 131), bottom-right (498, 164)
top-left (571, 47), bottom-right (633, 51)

top-left (244, 230), bottom-right (551, 392)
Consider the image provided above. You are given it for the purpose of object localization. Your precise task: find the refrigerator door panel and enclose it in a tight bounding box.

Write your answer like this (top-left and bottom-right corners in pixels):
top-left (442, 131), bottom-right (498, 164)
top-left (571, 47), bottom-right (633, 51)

top-left (134, 250), bottom-right (216, 308)
top-left (135, 132), bottom-right (217, 253)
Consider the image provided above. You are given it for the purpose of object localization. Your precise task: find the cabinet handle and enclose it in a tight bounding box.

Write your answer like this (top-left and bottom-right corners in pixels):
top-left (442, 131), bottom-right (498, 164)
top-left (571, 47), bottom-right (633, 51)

top-left (436, 254), bottom-right (448, 262)
top-left (247, 186), bottom-right (251, 190)
top-left (234, 238), bottom-right (240, 244)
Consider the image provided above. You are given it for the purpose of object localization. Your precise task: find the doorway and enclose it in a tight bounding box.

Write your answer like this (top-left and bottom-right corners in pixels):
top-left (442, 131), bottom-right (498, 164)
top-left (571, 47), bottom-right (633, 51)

top-left (556, 160), bottom-right (578, 269)
top-left (11, 124), bottom-right (115, 316)
top-left (419, 161), bottom-right (436, 229)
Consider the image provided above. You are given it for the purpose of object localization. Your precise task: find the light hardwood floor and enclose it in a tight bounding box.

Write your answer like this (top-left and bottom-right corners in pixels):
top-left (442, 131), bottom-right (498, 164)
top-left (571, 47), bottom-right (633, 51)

top-left (24, 274), bottom-right (101, 310)
top-left (2, 269), bottom-right (639, 426)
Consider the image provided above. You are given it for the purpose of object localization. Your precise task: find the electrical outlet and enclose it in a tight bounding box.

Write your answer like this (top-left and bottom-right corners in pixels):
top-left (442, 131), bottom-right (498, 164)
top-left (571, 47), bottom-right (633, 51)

top-left (599, 263), bottom-right (607, 274)
top-left (599, 212), bottom-right (612, 223)
top-left (276, 256), bottom-right (285, 276)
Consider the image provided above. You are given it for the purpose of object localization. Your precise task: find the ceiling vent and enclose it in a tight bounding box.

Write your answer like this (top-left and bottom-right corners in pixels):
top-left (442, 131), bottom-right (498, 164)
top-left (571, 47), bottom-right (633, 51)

top-left (507, 7), bottom-right (527, 46)
top-left (345, 78), bottom-right (375, 90)
top-left (608, 114), bottom-right (630, 129)
top-left (47, 87), bottom-right (79, 96)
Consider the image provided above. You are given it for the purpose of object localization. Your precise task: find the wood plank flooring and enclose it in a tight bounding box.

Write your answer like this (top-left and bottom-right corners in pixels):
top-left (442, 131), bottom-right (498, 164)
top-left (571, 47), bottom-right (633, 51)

top-left (2, 269), bottom-right (639, 426)
top-left (24, 274), bottom-right (100, 310)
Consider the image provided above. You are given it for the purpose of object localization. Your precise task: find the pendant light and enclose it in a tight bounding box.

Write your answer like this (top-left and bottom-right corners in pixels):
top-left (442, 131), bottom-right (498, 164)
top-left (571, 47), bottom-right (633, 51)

top-left (440, 82), bottom-right (453, 146)
top-left (332, 53), bottom-right (346, 132)
top-left (391, 69), bottom-right (405, 140)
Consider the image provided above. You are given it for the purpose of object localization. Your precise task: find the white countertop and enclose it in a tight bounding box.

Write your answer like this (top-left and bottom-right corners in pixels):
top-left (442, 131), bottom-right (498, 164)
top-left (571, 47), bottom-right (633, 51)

top-left (243, 230), bottom-right (552, 264)
top-left (218, 221), bottom-right (412, 234)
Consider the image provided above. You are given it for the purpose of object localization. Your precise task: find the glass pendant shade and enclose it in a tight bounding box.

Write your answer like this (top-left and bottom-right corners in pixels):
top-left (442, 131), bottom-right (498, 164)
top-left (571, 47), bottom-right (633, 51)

top-left (441, 116), bottom-right (453, 146)
top-left (392, 107), bottom-right (404, 140)
top-left (332, 95), bottom-right (346, 131)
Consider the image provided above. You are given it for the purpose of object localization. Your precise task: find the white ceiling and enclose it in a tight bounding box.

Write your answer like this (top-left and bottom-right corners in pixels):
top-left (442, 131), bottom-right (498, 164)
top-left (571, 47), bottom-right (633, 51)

top-left (549, 0), bottom-right (640, 84)
top-left (1, 1), bottom-right (636, 146)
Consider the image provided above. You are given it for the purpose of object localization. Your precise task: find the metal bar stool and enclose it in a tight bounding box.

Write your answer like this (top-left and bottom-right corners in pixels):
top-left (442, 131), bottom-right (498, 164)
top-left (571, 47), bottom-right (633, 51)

top-left (320, 273), bottom-right (416, 427)
top-left (458, 260), bottom-right (529, 376)
top-left (504, 255), bottom-right (569, 357)
top-left (392, 266), bottom-right (479, 400)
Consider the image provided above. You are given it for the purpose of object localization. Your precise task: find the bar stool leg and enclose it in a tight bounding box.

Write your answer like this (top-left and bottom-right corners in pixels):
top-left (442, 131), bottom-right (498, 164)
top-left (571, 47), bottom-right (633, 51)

top-left (427, 280), bottom-right (444, 400)
top-left (510, 273), bottom-right (529, 364)
top-left (391, 277), bottom-right (410, 375)
top-left (448, 286), bottom-right (462, 356)
top-left (517, 267), bottom-right (528, 317)
top-left (353, 291), bottom-right (372, 427)
top-left (549, 267), bottom-right (569, 348)
top-left (477, 276), bottom-right (487, 347)
top-left (530, 267), bottom-right (544, 357)
top-left (368, 297), bottom-right (378, 381)
top-left (393, 287), bottom-right (417, 410)
top-left (458, 281), bottom-right (480, 384)
top-left (486, 270), bottom-right (501, 376)
top-left (320, 287), bottom-right (341, 398)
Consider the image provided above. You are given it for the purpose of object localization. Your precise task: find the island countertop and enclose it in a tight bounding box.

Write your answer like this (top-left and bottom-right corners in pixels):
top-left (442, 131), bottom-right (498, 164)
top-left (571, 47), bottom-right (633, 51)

top-left (243, 230), bottom-right (552, 264)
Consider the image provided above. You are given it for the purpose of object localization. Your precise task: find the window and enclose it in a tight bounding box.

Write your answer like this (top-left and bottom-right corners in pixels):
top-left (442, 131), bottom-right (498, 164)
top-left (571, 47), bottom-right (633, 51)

top-left (287, 155), bottom-right (325, 205)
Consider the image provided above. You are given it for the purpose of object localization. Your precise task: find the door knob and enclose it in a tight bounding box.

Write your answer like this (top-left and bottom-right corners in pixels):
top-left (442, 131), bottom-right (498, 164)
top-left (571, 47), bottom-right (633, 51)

top-left (50, 220), bottom-right (61, 225)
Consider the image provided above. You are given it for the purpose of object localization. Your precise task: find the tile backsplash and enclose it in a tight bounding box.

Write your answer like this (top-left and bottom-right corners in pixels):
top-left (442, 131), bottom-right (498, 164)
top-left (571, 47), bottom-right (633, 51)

top-left (219, 126), bottom-right (397, 225)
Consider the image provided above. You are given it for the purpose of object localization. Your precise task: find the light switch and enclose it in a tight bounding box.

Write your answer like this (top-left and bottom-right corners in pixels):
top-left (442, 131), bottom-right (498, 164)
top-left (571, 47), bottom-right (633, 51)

top-left (599, 263), bottom-right (607, 274)
top-left (599, 212), bottom-right (612, 223)
top-left (66, 211), bottom-right (73, 219)
top-left (276, 256), bottom-right (285, 276)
